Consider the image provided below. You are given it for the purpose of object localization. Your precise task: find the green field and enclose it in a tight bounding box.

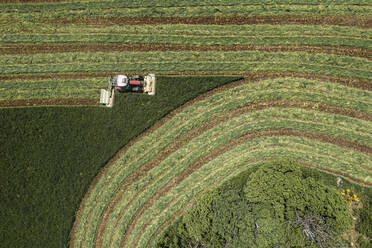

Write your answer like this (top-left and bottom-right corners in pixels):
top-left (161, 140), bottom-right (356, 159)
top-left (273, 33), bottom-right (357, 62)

top-left (0, 0), bottom-right (371, 247)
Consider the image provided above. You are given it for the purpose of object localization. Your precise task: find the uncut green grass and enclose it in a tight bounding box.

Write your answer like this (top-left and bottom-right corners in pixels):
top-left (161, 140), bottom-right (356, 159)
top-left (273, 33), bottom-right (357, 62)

top-left (74, 78), bottom-right (371, 247)
top-left (0, 76), bottom-right (241, 248)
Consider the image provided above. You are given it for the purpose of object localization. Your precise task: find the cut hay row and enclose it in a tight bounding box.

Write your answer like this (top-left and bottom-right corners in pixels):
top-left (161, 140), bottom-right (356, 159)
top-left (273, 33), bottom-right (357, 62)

top-left (109, 129), bottom-right (371, 247)
top-left (1, 34), bottom-right (371, 50)
top-left (132, 144), bottom-right (367, 247)
top-left (3, 24), bottom-right (371, 38)
top-left (70, 77), bottom-right (371, 248)
top-left (1, 52), bottom-right (371, 78)
top-left (2, 61), bottom-right (370, 80)
top-left (1, 44), bottom-right (370, 59)
top-left (3, 52), bottom-right (370, 68)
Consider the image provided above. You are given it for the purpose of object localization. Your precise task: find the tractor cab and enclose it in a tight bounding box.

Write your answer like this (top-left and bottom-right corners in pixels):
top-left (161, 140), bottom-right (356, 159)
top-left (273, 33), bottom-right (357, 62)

top-left (114, 74), bottom-right (144, 93)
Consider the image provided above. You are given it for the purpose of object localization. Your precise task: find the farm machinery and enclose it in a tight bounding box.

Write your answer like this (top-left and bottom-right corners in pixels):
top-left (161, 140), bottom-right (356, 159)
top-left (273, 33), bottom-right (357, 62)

top-left (100, 74), bottom-right (156, 107)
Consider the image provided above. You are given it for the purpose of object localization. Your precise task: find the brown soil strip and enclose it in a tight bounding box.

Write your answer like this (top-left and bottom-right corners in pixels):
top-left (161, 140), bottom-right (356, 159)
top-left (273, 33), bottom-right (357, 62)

top-left (95, 99), bottom-right (371, 247)
top-left (1, 43), bottom-right (370, 58)
top-left (0, 98), bottom-right (97, 107)
top-left (52, 15), bottom-right (372, 28)
top-left (119, 128), bottom-right (372, 247)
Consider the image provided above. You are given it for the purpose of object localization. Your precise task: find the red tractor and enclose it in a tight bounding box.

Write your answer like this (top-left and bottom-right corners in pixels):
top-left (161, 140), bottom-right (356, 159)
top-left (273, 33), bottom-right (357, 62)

top-left (100, 74), bottom-right (156, 107)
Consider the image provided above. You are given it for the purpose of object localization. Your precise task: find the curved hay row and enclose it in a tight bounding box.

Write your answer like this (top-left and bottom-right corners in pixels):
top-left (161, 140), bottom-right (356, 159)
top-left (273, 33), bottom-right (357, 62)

top-left (70, 77), bottom-right (372, 248)
top-left (70, 79), bottom-right (370, 248)
top-left (135, 143), bottom-right (367, 248)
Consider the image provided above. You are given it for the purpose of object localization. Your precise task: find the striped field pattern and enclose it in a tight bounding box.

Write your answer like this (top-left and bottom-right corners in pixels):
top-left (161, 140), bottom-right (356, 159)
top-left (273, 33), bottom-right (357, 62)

top-left (0, 0), bottom-right (371, 105)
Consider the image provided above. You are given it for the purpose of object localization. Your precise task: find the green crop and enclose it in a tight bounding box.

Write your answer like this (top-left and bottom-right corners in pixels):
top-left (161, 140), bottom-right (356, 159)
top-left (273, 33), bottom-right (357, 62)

top-left (0, 76), bottom-right (241, 248)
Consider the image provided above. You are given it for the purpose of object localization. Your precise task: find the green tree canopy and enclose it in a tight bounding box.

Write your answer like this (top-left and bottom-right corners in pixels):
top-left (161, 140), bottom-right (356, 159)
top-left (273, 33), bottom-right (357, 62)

top-left (157, 161), bottom-right (352, 248)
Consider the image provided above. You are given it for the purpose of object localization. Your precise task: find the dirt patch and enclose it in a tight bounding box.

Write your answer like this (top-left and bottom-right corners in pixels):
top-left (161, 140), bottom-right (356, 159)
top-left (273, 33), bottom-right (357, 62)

top-left (119, 128), bottom-right (372, 247)
top-left (52, 15), bottom-right (372, 28)
top-left (1, 43), bottom-right (370, 58)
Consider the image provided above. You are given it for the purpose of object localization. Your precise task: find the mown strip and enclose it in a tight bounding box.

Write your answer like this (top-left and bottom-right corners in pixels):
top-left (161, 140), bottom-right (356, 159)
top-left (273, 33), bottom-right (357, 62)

top-left (2, 23), bottom-right (371, 38)
top-left (1, 3), bottom-right (370, 18)
top-left (48, 15), bottom-right (372, 28)
top-left (2, 51), bottom-right (369, 69)
top-left (1, 61), bottom-right (371, 81)
top-left (1, 43), bottom-right (370, 58)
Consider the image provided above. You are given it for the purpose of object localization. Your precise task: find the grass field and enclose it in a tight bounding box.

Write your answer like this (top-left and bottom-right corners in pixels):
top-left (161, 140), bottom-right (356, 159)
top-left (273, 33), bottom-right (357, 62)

top-left (0, 76), bottom-right (242, 248)
top-left (0, 0), bottom-right (371, 247)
